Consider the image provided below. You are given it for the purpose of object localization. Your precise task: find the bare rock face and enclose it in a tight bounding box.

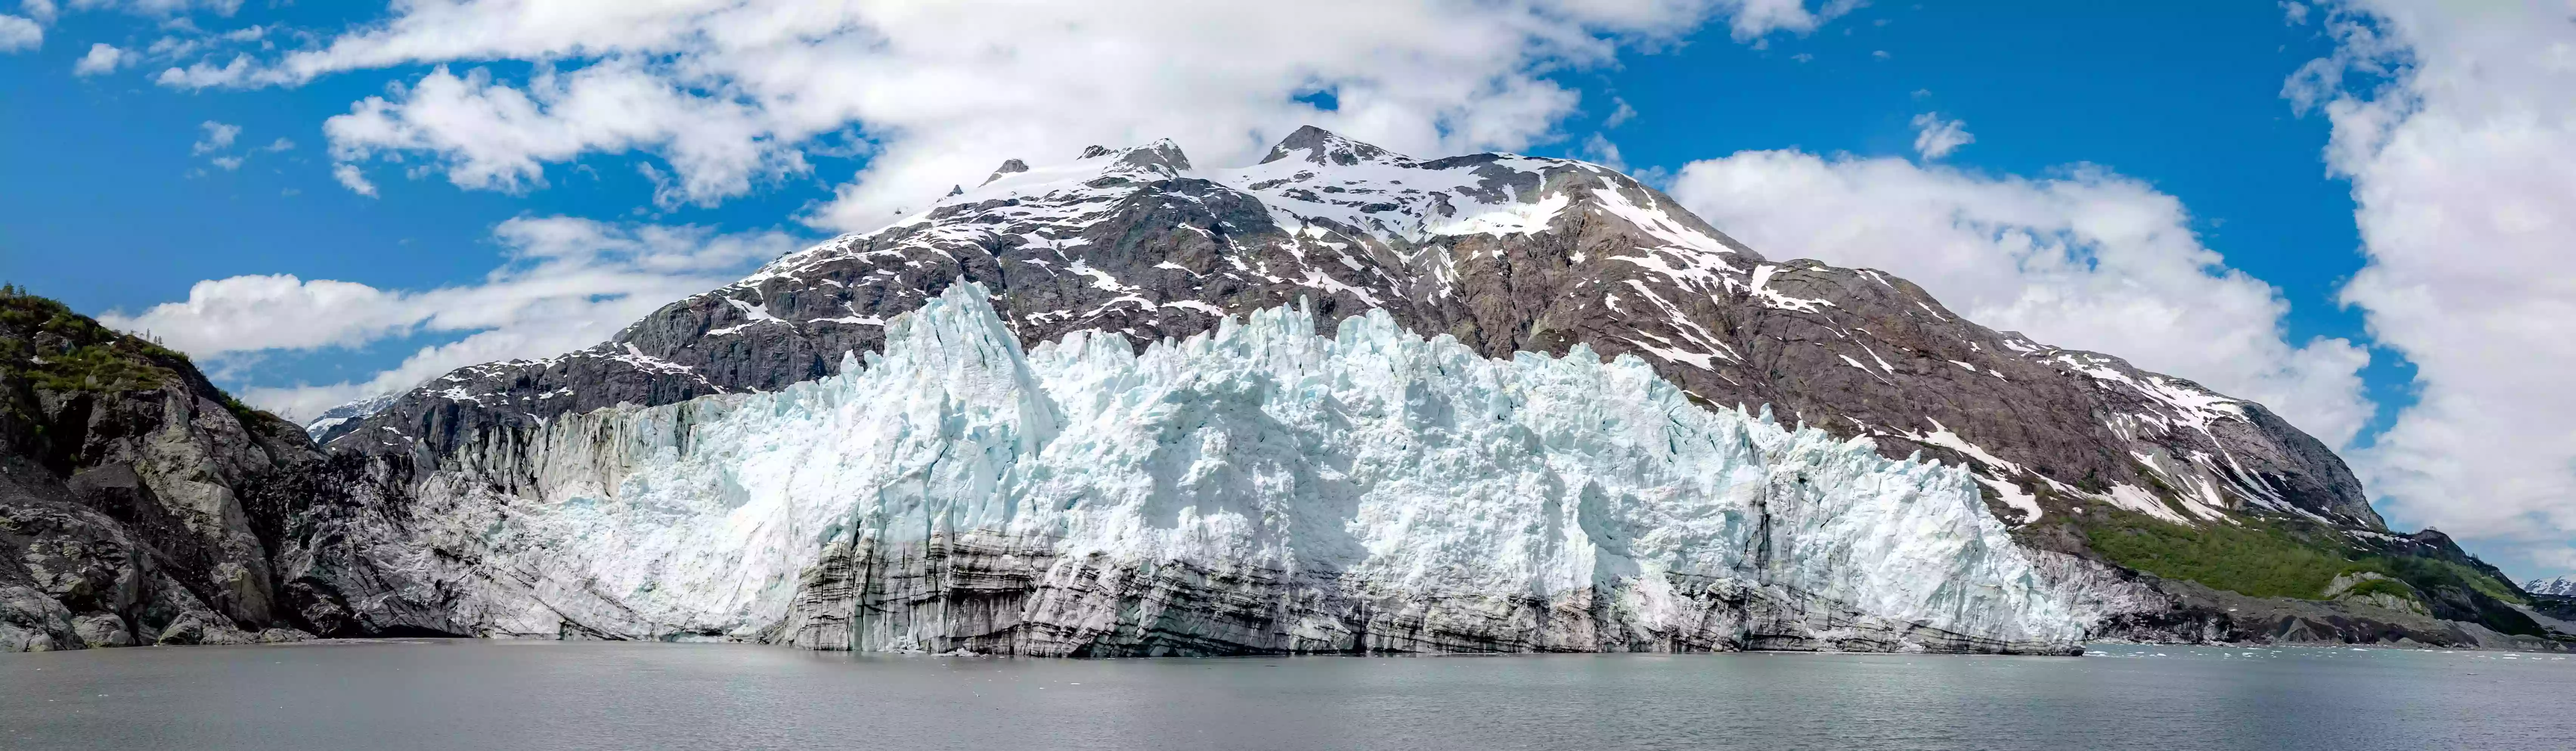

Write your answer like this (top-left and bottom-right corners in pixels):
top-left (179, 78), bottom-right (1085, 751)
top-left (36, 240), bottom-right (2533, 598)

top-left (0, 293), bottom-right (319, 650)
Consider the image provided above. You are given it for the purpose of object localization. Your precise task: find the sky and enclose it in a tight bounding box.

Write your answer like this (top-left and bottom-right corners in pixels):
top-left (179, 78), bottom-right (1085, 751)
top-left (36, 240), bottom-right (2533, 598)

top-left (0, 0), bottom-right (2570, 580)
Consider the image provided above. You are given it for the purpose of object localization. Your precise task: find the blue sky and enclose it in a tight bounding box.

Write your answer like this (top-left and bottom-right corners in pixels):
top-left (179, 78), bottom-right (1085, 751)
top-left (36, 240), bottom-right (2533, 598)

top-left (1, 0), bottom-right (2569, 577)
top-left (4, 2), bottom-right (2395, 422)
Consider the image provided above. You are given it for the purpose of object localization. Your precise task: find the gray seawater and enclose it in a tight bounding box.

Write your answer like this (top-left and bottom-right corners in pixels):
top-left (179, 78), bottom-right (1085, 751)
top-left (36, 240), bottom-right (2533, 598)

top-left (4, 641), bottom-right (2570, 750)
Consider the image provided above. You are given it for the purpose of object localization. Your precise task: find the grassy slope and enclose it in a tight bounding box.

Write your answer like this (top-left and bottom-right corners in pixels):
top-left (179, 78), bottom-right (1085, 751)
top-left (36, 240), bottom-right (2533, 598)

top-left (0, 286), bottom-right (283, 430)
top-left (2075, 505), bottom-right (2543, 636)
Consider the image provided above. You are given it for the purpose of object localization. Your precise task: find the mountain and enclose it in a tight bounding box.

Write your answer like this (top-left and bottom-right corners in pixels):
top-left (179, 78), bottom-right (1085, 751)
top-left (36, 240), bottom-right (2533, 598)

top-left (7, 129), bottom-right (2561, 653)
top-left (300, 393), bottom-right (396, 440)
top-left (325, 127), bottom-right (2382, 539)
top-left (2530, 577), bottom-right (2576, 597)
top-left (0, 289), bottom-right (319, 650)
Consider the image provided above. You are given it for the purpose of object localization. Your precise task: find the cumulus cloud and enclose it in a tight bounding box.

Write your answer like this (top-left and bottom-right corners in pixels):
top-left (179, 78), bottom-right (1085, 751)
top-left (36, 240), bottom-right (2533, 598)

top-left (102, 218), bottom-right (802, 420)
top-left (1910, 112), bottom-right (1973, 159)
top-left (67, 0), bottom-right (240, 17)
top-left (1666, 151), bottom-right (2373, 447)
top-left (155, 54), bottom-right (254, 88)
top-left (191, 119), bottom-right (237, 154)
top-left (74, 42), bottom-right (125, 74)
top-left (153, 0), bottom-right (1851, 229)
top-left (322, 62), bottom-right (790, 203)
top-left (1579, 132), bottom-right (1628, 171)
top-left (331, 163), bottom-right (377, 196)
top-left (0, 14), bottom-right (39, 53)
top-left (1717, 0), bottom-right (1859, 40)
top-left (1605, 97), bottom-right (1638, 128)
top-left (2288, 0), bottom-right (2576, 575)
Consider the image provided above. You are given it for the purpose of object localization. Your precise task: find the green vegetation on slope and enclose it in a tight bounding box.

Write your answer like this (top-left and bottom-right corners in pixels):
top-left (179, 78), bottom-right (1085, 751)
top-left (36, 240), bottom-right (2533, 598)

top-left (2337, 577), bottom-right (2418, 600)
top-left (0, 284), bottom-right (288, 433)
top-left (2081, 508), bottom-right (2353, 599)
top-left (0, 284), bottom-right (189, 394)
top-left (2079, 506), bottom-right (2526, 608)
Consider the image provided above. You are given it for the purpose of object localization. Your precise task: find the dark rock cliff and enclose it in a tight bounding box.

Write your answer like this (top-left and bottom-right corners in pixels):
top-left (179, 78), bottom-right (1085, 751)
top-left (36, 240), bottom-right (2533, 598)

top-left (0, 291), bottom-right (318, 649)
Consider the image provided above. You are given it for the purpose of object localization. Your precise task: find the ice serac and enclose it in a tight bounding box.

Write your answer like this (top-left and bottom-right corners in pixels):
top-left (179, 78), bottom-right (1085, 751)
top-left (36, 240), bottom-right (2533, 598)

top-left (399, 283), bottom-right (2094, 655)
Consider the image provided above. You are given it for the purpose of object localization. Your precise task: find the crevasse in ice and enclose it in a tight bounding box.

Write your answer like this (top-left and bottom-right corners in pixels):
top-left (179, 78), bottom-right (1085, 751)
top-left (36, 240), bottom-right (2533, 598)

top-left (454, 282), bottom-right (2095, 653)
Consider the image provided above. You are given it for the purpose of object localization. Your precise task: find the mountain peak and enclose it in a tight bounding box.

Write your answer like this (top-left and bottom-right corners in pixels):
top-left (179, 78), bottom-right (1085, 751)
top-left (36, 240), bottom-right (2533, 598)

top-left (1261, 125), bottom-right (1404, 166)
top-left (981, 158), bottom-right (1029, 186)
top-left (1076, 139), bottom-right (1191, 177)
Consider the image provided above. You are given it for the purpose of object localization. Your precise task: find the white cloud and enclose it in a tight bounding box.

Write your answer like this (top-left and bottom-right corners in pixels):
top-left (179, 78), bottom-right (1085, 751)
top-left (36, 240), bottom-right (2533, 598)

top-left (1605, 96), bottom-right (1638, 128)
top-left (158, 0), bottom-right (1853, 230)
top-left (1910, 112), bottom-right (1973, 159)
top-left (155, 53), bottom-right (253, 88)
top-left (331, 163), bottom-right (376, 196)
top-left (321, 62), bottom-right (792, 204)
top-left (209, 155), bottom-right (240, 170)
top-left (1579, 132), bottom-right (1627, 171)
top-left (1718, 0), bottom-right (1860, 39)
top-left (74, 42), bottom-right (125, 74)
top-left (64, 0), bottom-right (241, 17)
top-left (102, 217), bottom-right (802, 420)
top-left (0, 14), bottom-right (40, 53)
top-left (191, 119), bottom-right (237, 154)
top-left (2281, 2), bottom-right (2311, 25)
top-left (263, 136), bottom-right (291, 151)
top-left (1666, 151), bottom-right (2373, 447)
top-left (2288, 0), bottom-right (2576, 575)
top-left (21, 0), bottom-right (54, 25)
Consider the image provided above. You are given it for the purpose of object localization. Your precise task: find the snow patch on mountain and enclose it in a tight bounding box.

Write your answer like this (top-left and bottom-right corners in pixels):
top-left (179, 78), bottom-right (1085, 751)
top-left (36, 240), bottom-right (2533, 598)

top-left (302, 393), bottom-right (397, 439)
top-left (2528, 576), bottom-right (2576, 597)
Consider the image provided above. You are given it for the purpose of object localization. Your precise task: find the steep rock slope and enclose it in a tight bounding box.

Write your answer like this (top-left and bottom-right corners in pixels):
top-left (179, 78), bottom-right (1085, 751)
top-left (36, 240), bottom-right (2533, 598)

top-left (0, 291), bottom-right (317, 650)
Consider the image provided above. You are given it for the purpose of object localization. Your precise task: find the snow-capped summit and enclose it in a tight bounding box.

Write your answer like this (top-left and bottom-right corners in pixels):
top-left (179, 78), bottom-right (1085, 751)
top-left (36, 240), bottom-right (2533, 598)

top-left (1260, 124), bottom-right (1404, 166)
top-left (301, 392), bottom-right (396, 440)
top-left (2529, 576), bottom-right (2576, 597)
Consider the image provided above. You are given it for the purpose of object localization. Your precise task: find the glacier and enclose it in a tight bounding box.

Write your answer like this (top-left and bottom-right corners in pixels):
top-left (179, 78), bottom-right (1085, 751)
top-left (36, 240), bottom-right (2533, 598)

top-left (404, 282), bottom-right (2108, 655)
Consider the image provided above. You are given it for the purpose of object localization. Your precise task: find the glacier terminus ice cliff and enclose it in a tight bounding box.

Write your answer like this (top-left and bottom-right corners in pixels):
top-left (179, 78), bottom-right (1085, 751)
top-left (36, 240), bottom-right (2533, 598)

top-left (406, 283), bottom-right (2100, 654)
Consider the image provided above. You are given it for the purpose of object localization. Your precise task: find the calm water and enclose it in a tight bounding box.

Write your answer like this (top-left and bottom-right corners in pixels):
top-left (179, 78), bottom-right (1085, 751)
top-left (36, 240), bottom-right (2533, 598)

top-left (3, 641), bottom-right (2570, 750)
